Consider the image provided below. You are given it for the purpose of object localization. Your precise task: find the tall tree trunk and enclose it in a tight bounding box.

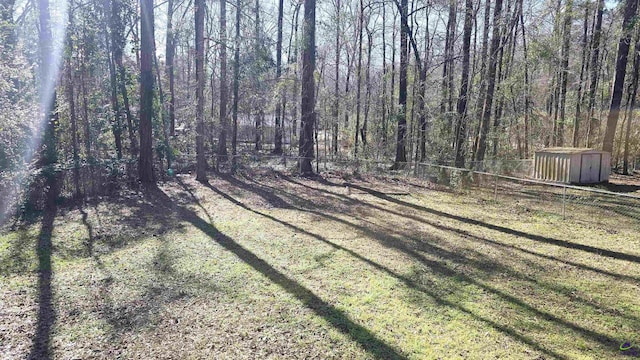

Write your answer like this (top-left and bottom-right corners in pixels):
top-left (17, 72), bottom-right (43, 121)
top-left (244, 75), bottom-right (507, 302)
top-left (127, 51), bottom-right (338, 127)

top-left (112, 0), bottom-right (137, 158)
top-left (574, 1), bottom-right (590, 147)
top-left (218, 0), bottom-right (229, 160)
top-left (232, 0), bottom-right (241, 170)
top-left (558, 0), bottom-right (572, 147)
top-left (602, 0), bottom-right (638, 153)
top-left (441, 0), bottom-right (456, 114)
top-left (138, 0), bottom-right (154, 183)
top-left (393, 0), bottom-right (408, 168)
top-left (273, 0), bottom-right (285, 154)
top-left (381, 3), bottom-right (388, 146)
top-left (355, 0), bottom-right (364, 155)
top-left (475, 0), bottom-right (503, 162)
top-left (520, 4), bottom-right (530, 158)
top-left (362, 27), bottom-right (373, 148)
top-left (166, 0), bottom-right (176, 136)
top-left (472, 0), bottom-right (492, 162)
top-left (254, 0), bottom-right (262, 151)
top-left (454, 0), bottom-right (473, 167)
top-left (66, 6), bottom-right (80, 197)
top-left (195, 0), bottom-right (207, 181)
top-left (105, 0), bottom-right (123, 159)
top-left (333, 0), bottom-right (340, 154)
top-left (587, 0), bottom-right (604, 147)
top-left (291, 5), bottom-right (301, 141)
top-left (623, 28), bottom-right (640, 173)
top-left (299, 0), bottom-right (316, 174)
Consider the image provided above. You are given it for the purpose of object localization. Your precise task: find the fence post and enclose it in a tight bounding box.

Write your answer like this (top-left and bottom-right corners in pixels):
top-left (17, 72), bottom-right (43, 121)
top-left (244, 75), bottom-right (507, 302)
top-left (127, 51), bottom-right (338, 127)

top-left (494, 174), bottom-right (498, 201)
top-left (562, 185), bottom-right (566, 220)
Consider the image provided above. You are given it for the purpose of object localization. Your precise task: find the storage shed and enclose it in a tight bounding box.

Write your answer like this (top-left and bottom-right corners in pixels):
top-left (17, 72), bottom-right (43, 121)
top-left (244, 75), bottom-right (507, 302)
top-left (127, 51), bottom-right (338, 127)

top-left (534, 148), bottom-right (610, 184)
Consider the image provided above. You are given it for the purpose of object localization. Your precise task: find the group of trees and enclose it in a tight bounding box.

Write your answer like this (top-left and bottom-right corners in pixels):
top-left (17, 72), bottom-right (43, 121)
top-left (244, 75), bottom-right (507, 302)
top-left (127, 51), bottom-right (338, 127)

top-left (1, 0), bottom-right (640, 185)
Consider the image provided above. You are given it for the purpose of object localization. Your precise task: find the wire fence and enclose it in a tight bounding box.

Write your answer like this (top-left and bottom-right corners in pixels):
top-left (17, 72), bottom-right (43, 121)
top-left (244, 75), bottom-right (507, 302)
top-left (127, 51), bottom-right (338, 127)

top-left (2, 154), bottom-right (639, 230)
top-left (414, 162), bottom-right (640, 227)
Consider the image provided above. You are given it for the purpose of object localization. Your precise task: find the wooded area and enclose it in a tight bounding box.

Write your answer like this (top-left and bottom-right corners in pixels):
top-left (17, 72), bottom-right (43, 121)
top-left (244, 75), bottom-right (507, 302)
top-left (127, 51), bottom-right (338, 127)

top-left (1, 0), bottom-right (640, 186)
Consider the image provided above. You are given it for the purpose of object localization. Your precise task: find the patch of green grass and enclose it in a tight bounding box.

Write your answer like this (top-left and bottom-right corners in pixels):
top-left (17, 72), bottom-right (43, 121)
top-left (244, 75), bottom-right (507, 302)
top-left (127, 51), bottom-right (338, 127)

top-left (2, 173), bottom-right (639, 359)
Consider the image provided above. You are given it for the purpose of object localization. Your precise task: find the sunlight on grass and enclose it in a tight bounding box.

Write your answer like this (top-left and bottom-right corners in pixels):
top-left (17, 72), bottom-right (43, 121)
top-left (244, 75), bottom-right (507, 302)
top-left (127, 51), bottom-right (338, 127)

top-left (1, 173), bottom-right (639, 359)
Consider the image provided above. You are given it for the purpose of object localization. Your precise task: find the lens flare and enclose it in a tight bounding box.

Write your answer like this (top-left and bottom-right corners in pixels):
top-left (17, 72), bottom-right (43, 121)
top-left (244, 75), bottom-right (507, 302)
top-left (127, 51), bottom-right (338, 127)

top-left (0, 1), bottom-right (67, 226)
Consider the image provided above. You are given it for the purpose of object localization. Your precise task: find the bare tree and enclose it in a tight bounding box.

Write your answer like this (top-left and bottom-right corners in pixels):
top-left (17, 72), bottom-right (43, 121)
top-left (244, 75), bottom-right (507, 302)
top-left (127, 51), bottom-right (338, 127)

top-left (139, 0), bottom-right (155, 183)
top-left (602, 0), bottom-right (638, 153)
top-left (195, 0), bottom-right (207, 181)
top-left (299, 0), bottom-right (316, 174)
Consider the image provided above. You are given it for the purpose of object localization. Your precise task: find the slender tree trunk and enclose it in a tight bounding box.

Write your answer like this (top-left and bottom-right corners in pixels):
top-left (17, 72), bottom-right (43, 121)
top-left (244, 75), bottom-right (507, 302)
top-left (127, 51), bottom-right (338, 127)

top-left (623, 28), bottom-right (640, 173)
top-left (111, 0), bottom-right (137, 158)
top-left (520, 5), bottom-right (530, 157)
top-left (362, 28), bottom-right (373, 148)
top-left (299, 0), bottom-right (316, 174)
top-left (393, 0), bottom-right (408, 168)
top-left (333, 0), bottom-right (340, 154)
top-left (472, 0), bottom-right (492, 162)
top-left (574, 1), bottom-right (590, 147)
top-left (381, 3), bottom-right (388, 146)
top-left (475, 0), bottom-right (504, 162)
top-left (105, 0), bottom-right (123, 159)
top-left (66, 7), bottom-right (80, 197)
top-left (138, 0), bottom-right (154, 183)
top-left (558, 0), bottom-right (572, 147)
top-left (602, 0), bottom-right (638, 153)
top-left (587, 0), bottom-right (604, 147)
top-left (195, 0), bottom-right (207, 181)
top-left (291, 5), bottom-right (301, 141)
top-left (355, 0), bottom-right (364, 155)
top-left (273, 0), bottom-right (284, 154)
top-left (232, 0), bottom-right (241, 170)
top-left (454, 0), bottom-right (473, 167)
top-left (166, 0), bottom-right (176, 136)
top-left (218, 0), bottom-right (229, 160)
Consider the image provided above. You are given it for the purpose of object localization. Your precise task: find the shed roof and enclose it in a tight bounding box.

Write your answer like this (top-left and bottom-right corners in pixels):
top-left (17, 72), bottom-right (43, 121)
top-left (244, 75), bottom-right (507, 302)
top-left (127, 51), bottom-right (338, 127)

top-left (535, 147), bottom-right (607, 155)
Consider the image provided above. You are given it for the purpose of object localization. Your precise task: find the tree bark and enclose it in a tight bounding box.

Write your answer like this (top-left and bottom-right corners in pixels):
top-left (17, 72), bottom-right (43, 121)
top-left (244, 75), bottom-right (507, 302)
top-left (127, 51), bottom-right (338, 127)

top-left (273, 0), bottom-right (285, 154)
top-left (586, 0), bottom-right (604, 147)
top-left (574, 1), bottom-right (590, 147)
top-left (195, 0), bottom-right (207, 181)
top-left (602, 0), bottom-right (638, 153)
top-left (105, 0), bottom-right (123, 160)
top-left (333, 0), bottom-right (341, 154)
top-left (166, 0), bottom-right (176, 136)
top-left (454, 0), bottom-right (473, 167)
top-left (355, 0), bottom-right (364, 155)
top-left (558, 0), bottom-right (572, 147)
top-left (299, 0), bottom-right (316, 174)
top-left (232, 0), bottom-right (241, 170)
top-left (138, 0), bottom-right (154, 183)
top-left (623, 27), bottom-right (640, 173)
top-left (218, 0), bottom-right (229, 160)
top-left (475, 0), bottom-right (504, 162)
top-left (393, 0), bottom-right (408, 168)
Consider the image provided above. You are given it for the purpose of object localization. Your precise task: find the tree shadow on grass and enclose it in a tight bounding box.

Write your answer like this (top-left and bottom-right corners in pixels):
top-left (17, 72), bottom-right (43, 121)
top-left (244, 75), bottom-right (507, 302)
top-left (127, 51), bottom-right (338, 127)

top-left (28, 179), bottom-right (58, 360)
top-left (198, 180), bottom-right (575, 359)
top-left (212, 176), bottom-right (636, 356)
top-left (337, 181), bottom-right (640, 265)
top-left (277, 175), bottom-right (640, 285)
top-left (161, 182), bottom-right (406, 359)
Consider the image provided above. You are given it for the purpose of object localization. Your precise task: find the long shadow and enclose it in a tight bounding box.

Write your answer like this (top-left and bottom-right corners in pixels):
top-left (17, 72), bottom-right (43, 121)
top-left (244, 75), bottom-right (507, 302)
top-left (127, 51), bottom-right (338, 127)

top-left (199, 181), bottom-right (570, 359)
top-left (339, 181), bottom-right (640, 264)
top-left (218, 177), bottom-right (633, 348)
top-left (28, 178), bottom-right (58, 360)
top-left (249, 176), bottom-right (640, 320)
top-left (277, 175), bottom-right (640, 284)
top-left (149, 184), bottom-right (406, 359)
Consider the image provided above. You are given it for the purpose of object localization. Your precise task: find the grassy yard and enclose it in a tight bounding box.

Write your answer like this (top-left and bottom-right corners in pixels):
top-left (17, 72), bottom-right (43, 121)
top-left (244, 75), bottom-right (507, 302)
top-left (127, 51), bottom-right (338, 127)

top-left (1, 171), bottom-right (639, 359)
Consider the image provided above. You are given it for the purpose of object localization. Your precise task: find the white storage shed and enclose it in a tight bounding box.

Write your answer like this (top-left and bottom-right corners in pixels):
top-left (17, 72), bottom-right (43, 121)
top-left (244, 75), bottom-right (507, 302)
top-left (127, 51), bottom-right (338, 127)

top-left (534, 148), bottom-right (611, 184)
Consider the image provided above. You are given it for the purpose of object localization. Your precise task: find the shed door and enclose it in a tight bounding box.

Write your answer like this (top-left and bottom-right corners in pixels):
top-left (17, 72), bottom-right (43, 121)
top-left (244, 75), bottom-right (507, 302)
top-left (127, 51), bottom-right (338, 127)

top-left (580, 154), bottom-right (601, 183)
